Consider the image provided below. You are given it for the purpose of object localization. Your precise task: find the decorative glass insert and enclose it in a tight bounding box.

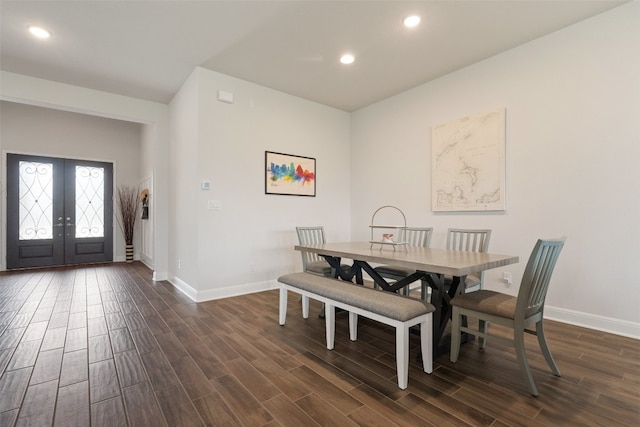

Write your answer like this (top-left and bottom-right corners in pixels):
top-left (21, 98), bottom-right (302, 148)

top-left (19, 161), bottom-right (54, 240)
top-left (75, 166), bottom-right (105, 238)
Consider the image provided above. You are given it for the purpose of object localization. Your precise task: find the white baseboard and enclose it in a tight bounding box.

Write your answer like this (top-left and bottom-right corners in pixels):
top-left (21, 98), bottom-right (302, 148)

top-left (167, 275), bottom-right (198, 301)
top-left (162, 278), bottom-right (640, 340)
top-left (545, 305), bottom-right (640, 339)
top-left (139, 254), bottom-right (153, 269)
top-left (152, 271), bottom-right (168, 282)
top-left (167, 275), bottom-right (279, 303)
top-left (195, 279), bottom-right (280, 302)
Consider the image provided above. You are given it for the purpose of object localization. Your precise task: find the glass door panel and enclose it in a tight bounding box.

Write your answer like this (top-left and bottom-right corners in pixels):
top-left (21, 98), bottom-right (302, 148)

top-left (18, 160), bottom-right (54, 240)
top-left (64, 159), bottom-right (113, 264)
top-left (7, 154), bottom-right (113, 269)
top-left (75, 165), bottom-right (105, 238)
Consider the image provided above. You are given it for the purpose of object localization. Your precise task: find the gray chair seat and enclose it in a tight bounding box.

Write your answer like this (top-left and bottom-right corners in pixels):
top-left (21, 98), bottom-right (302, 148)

top-left (374, 265), bottom-right (416, 278)
top-left (450, 289), bottom-right (517, 318)
top-left (306, 260), bottom-right (351, 277)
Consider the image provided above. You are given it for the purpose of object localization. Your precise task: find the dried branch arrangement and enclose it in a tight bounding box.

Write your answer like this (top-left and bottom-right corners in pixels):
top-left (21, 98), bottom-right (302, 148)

top-left (117, 185), bottom-right (139, 245)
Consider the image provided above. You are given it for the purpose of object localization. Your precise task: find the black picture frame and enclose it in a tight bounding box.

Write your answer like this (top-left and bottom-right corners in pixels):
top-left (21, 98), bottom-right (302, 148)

top-left (265, 151), bottom-right (316, 196)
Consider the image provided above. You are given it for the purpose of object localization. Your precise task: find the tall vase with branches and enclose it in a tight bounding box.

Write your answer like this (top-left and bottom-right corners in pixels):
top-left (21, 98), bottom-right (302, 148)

top-left (117, 185), bottom-right (139, 262)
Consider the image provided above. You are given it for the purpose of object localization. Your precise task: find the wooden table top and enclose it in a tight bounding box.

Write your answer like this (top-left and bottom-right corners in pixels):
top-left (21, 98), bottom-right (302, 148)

top-left (295, 241), bottom-right (519, 277)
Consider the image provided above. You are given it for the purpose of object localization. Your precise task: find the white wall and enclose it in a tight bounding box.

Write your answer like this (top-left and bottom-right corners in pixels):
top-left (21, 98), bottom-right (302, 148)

top-left (139, 121), bottom-right (155, 266)
top-left (169, 68), bottom-right (352, 300)
top-left (350, 3), bottom-right (640, 337)
top-left (138, 120), bottom-right (156, 267)
top-left (169, 70), bottom-right (201, 289)
top-left (0, 101), bottom-right (141, 263)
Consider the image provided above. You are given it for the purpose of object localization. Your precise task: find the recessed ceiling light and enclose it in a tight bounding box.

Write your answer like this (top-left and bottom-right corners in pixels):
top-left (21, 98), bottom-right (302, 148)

top-left (340, 54), bottom-right (355, 65)
top-left (403, 15), bottom-right (421, 28)
top-left (28, 25), bottom-right (51, 39)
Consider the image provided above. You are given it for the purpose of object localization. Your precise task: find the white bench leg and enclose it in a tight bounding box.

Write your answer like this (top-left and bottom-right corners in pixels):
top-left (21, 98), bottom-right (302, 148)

top-left (326, 303), bottom-right (335, 350)
top-left (279, 286), bottom-right (287, 325)
top-left (301, 295), bottom-right (309, 319)
top-left (396, 325), bottom-right (409, 390)
top-left (421, 315), bottom-right (433, 374)
top-left (349, 312), bottom-right (358, 341)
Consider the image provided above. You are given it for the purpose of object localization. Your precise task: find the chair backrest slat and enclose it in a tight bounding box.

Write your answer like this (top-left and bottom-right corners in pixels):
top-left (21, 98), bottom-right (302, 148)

top-left (446, 228), bottom-right (491, 253)
top-left (518, 238), bottom-right (565, 317)
top-left (446, 228), bottom-right (492, 290)
top-left (400, 227), bottom-right (433, 248)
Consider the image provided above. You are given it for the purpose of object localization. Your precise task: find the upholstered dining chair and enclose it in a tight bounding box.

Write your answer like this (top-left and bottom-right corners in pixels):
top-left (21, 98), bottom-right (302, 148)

top-left (445, 228), bottom-right (492, 293)
top-left (296, 226), bottom-right (351, 318)
top-left (374, 227), bottom-right (434, 299)
top-left (450, 237), bottom-right (566, 396)
top-left (296, 226), bottom-right (348, 277)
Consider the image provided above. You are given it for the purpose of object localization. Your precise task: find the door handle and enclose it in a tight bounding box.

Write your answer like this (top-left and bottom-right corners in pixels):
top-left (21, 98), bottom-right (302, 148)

top-left (66, 216), bottom-right (74, 227)
top-left (55, 217), bottom-right (64, 227)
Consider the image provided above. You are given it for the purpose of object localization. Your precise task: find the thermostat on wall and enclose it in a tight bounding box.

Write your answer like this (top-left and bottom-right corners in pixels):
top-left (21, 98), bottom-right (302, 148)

top-left (202, 181), bottom-right (211, 190)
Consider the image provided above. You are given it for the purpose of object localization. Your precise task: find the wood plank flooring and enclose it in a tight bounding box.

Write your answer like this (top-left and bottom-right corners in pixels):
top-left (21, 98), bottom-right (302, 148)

top-left (0, 263), bottom-right (638, 426)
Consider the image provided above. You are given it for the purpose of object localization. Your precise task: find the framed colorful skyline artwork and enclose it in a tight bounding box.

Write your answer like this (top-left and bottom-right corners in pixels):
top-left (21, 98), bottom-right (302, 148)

top-left (265, 151), bottom-right (316, 197)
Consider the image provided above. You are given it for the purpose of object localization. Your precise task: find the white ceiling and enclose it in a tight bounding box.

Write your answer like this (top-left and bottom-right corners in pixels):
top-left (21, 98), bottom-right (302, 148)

top-left (0, 1), bottom-right (627, 112)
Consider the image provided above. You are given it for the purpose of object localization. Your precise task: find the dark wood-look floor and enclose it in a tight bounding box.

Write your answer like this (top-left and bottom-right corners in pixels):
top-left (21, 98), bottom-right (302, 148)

top-left (0, 263), bottom-right (638, 426)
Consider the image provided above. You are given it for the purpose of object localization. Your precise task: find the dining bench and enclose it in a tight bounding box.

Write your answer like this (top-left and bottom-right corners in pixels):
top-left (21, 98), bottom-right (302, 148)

top-left (278, 272), bottom-right (435, 389)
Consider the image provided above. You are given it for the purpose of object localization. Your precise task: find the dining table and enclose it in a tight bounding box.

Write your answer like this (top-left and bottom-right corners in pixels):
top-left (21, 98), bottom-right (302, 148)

top-left (294, 241), bottom-right (519, 358)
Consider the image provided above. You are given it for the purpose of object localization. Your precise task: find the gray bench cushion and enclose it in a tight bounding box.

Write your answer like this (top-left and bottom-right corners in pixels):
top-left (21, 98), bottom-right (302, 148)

top-left (278, 272), bottom-right (435, 322)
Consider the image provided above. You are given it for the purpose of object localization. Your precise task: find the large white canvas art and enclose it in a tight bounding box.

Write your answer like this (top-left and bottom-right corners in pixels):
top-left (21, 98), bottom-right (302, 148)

top-left (431, 109), bottom-right (506, 212)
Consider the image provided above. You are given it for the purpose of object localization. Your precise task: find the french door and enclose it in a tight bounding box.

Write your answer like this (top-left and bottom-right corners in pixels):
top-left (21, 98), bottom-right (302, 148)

top-left (6, 154), bottom-right (113, 269)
